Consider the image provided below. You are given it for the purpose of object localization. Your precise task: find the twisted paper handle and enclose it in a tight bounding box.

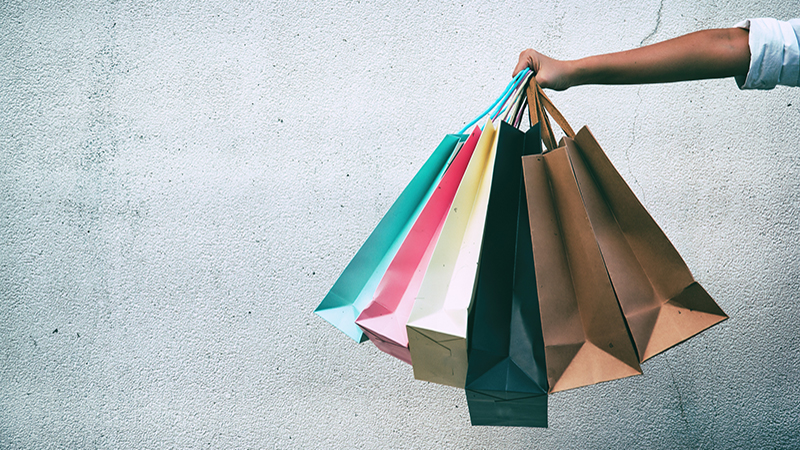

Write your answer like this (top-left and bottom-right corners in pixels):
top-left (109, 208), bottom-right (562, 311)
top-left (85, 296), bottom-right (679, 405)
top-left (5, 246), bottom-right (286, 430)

top-left (526, 78), bottom-right (575, 151)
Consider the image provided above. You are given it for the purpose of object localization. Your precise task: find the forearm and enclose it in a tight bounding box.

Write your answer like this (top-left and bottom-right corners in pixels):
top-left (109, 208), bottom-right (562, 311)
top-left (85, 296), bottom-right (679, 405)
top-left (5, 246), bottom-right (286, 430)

top-left (567, 28), bottom-right (751, 87)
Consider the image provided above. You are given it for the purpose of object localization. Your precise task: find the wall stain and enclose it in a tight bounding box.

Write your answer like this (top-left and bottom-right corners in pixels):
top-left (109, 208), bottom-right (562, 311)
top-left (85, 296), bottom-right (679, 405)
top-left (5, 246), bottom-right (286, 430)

top-left (81, 33), bottom-right (121, 171)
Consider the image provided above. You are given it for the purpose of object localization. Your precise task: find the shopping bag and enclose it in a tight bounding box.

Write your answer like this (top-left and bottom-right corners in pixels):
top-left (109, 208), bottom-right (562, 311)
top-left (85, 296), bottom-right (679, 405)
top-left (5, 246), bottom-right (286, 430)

top-left (355, 126), bottom-right (482, 363)
top-left (522, 82), bottom-right (642, 393)
top-left (523, 144), bottom-right (643, 393)
top-left (315, 134), bottom-right (466, 342)
top-left (569, 120), bottom-right (728, 362)
top-left (465, 119), bottom-right (548, 427)
top-left (405, 118), bottom-right (499, 387)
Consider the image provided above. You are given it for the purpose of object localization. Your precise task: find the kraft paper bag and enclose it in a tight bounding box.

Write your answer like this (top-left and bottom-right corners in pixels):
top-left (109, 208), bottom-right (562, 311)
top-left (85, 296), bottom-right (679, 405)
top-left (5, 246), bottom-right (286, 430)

top-left (523, 146), bottom-right (643, 393)
top-left (355, 127), bottom-right (482, 363)
top-left (465, 121), bottom-right (548, 427)
top-left (406, 118), bottom-right (499, 387)
top-left (568, 130), bottom-right (728, 361)
top-left (315, 134), bottom-right (465, 342)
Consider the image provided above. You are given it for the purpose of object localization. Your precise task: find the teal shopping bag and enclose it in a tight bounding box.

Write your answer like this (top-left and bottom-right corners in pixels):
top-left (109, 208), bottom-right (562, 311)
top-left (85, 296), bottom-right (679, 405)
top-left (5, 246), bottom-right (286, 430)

top-left (315, 135), bottom-right (465, 342)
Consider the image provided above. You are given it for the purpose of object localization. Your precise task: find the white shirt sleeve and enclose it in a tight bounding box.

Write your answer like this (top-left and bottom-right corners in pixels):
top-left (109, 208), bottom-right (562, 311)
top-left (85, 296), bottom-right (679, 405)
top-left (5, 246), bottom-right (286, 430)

top-left (735, 18), bottom-right (800, 89)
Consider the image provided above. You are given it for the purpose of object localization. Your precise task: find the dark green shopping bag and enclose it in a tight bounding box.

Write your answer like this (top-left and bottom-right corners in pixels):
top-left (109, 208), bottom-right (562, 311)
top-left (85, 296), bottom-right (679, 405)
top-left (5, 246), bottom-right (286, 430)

top-left (465, 121), bottom-right (548, 427)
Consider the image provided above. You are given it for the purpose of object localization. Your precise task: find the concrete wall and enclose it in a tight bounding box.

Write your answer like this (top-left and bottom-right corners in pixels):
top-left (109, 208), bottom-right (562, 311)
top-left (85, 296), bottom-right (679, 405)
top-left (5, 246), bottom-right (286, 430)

top-left (2, 1), bottom-right (799, 448)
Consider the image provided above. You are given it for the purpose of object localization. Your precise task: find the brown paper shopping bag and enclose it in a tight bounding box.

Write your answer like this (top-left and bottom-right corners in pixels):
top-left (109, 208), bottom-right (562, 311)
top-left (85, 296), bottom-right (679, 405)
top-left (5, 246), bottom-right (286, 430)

top-left (523, 145), bottom-right (642, 393)
top-left (568, 127), bottom-right (728, 362)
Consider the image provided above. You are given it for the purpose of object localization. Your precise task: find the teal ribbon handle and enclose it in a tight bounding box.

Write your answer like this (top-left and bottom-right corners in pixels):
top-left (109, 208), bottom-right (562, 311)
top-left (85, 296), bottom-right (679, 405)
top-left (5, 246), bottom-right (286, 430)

top-left (457, 68), bottom-right (530, 134)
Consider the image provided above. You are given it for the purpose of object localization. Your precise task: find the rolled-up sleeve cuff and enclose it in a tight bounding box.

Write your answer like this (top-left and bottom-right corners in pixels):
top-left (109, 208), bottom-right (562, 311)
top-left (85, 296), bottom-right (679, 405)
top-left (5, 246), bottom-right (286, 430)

top-left (735, 18), bottom-right (800, 90)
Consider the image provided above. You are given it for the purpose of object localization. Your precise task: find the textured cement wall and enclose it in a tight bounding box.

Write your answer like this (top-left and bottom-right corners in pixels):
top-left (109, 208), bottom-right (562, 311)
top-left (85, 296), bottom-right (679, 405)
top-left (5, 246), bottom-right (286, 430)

top-left (2, 1), bottom-right (799, 448)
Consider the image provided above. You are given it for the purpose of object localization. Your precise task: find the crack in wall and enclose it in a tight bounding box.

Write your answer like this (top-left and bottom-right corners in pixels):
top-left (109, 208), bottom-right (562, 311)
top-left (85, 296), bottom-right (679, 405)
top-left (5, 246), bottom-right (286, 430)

top-left (625, 0), bottom-right (666, 212)
top-left (625, 0), bottom-right (668, 207)
top-left (666, 354), bottom-right (694, 447)
top-left (624, 88), bottom-right (646, 204)
top-left (640, 0), bottom-right (665, 46)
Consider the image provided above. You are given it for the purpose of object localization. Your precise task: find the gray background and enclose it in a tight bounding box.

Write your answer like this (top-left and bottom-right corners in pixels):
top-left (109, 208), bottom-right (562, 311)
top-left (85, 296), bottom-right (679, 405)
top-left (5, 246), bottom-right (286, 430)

top-left (2, 0), bottom-right (799, 448)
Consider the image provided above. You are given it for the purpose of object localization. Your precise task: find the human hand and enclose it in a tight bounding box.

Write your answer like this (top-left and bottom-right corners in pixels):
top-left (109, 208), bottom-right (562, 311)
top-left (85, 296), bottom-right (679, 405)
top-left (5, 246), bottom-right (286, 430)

top-left (513, 49), bottom-right (574, 91)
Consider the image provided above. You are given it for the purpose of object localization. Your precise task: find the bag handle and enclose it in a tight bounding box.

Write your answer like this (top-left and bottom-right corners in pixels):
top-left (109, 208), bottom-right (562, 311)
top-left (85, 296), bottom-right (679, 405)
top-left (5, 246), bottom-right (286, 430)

top-left (457, 68), bottom-right (532, 135)
top-left (526, 79), bottom-right (555, 149)
top-left (499, 72), bottom-right (533, 123)
top-left (525, 78), bottom-right (575, 151)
